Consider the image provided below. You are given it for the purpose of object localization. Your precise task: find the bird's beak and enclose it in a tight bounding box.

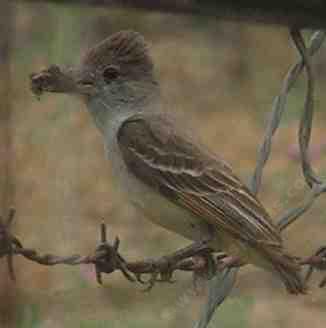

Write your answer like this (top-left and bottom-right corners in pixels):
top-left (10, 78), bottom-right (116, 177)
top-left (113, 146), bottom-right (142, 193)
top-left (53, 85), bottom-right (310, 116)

top-left (30, 65), bottom-right (76, 98)
top-left (30, 65), bottom-right (96, 99)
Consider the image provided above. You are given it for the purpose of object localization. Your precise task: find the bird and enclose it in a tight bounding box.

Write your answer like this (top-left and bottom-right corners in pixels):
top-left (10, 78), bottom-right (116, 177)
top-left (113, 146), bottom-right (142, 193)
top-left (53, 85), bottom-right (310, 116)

top-left (30, 30), bottom-right (304, 294)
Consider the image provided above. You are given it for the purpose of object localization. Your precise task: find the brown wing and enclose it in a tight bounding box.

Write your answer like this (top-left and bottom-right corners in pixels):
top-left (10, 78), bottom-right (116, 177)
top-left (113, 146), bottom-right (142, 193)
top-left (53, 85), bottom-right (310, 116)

top-left (117, 113), bottom-right (282, 246)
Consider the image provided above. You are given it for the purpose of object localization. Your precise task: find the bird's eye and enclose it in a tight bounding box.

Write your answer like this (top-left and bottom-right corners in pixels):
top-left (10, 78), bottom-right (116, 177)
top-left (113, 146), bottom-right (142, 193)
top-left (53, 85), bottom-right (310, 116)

top-left (103, 65), bottom-right (120, 83)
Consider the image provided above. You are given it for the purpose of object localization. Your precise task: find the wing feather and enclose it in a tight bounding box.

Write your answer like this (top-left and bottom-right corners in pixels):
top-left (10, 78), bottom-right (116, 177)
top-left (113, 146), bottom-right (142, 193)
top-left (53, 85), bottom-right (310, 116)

top-left (117, 114), bottom-right (282, 246)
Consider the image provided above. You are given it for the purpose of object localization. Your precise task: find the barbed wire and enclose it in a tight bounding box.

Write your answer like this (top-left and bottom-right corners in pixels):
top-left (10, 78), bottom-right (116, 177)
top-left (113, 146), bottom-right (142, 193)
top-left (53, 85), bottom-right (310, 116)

top-left (0, 208), bottom-right (239, 290)
top-left (197, 28), bottom-right (326, 328)
top-left (0, 22), bottom-right (326, 328)
top-left (0, 205), bottom-right (325, 293)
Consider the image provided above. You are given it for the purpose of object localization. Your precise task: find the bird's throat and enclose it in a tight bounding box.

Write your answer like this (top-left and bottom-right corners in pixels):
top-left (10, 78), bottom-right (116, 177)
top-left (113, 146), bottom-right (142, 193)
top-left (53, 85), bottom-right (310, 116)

top-left (86, 96), bottom-right (135, 136)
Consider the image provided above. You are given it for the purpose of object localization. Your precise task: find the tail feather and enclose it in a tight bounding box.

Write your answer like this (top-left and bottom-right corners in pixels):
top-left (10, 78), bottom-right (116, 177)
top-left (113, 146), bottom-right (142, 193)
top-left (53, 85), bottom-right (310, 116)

top-left (273, 256), bottom-right (305, 294)
top-left (260, 243), bottom-right (305, 294)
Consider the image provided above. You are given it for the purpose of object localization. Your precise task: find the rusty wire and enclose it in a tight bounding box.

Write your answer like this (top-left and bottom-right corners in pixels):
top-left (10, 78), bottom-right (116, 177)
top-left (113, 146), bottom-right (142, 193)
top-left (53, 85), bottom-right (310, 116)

top-left (0, 24), bottom-right (326, 328)
top-left (0, 209), bottom-right (231, 290)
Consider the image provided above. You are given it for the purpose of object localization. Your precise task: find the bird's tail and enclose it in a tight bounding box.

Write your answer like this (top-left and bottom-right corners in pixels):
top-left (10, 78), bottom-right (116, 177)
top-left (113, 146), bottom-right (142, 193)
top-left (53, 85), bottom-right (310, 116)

top-left (261, 243), bottom-right (305, 294)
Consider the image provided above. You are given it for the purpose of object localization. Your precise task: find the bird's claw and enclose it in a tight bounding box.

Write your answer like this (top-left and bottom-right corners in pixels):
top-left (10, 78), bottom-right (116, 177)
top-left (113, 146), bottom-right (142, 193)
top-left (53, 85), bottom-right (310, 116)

top-left (142, 271), bottom-right (159, 292)
top-left (159, 270), bottom-right (176, 284)
top-left (137, 257), bottom-right (176, 291)
top-left (135, 273), bottom-right (147, 284)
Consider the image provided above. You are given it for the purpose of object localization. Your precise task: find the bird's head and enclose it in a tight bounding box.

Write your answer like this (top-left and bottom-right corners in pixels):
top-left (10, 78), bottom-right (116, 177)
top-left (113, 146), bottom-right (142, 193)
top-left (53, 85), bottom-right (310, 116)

top-left (31, 30), bottom-right (159, 117)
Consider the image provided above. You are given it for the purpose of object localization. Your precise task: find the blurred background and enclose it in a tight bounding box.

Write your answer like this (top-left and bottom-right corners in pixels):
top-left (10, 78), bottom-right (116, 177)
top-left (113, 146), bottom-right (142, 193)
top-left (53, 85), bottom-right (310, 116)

top-left (1, 1), bottom-right (326, 327)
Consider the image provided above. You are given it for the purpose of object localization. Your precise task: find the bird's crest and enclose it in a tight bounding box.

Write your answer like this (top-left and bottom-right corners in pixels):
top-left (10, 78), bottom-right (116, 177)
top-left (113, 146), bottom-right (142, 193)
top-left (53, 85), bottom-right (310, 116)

top-left (81, 30), bottom-right (153, 80)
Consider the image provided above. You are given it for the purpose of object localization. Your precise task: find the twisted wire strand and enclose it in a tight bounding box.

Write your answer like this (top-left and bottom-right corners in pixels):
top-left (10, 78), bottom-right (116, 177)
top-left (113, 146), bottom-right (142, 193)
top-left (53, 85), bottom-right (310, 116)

top-left (250, 30), bottom-right (325, 195)
top-left (0, 26), bottom-right (325, 328)
top-left (277, 29), bottom-right (326, 231)
top-left (197, 29), bottom-right (326, 328)
top-left (291, 29), bottom-right (321, 187)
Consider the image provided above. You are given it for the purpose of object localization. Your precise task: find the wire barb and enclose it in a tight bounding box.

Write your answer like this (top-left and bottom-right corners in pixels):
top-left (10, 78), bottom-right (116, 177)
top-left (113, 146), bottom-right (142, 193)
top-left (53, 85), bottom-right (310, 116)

top-left (0, 26), bottom-right (325, 328)
top-left (0, 208), bottom-right (20, 281)
top-left (0, 212), bottom-right (238, 289)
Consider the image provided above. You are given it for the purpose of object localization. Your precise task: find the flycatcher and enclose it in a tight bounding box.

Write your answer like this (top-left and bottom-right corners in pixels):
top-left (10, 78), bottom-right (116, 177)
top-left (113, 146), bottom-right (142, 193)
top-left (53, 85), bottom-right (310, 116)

top-left (30, 30), bottom-right (304, 294)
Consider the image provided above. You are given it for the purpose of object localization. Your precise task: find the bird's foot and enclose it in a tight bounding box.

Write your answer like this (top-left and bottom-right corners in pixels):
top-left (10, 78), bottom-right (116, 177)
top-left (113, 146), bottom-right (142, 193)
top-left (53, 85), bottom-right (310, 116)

top-left (136, 256), bottom-right (176, 292)
top-left (137, 240), bottom-right (213, 292)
